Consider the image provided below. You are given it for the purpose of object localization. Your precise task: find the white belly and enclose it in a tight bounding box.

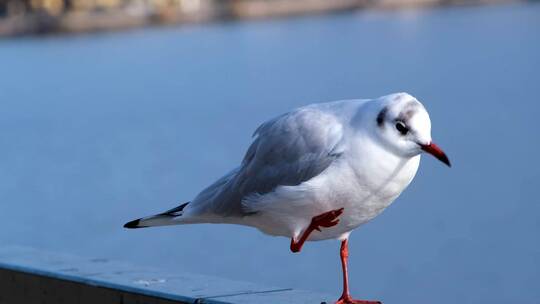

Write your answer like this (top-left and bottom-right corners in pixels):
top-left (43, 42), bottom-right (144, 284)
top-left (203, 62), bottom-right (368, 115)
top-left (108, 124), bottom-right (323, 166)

top-left (243, 153), bottom-right (421, 241)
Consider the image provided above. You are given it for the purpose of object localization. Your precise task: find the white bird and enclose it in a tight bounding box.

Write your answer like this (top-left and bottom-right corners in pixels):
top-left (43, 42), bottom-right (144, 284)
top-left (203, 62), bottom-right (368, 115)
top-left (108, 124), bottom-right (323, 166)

top-left (124, 92), bottom-right (450, 304)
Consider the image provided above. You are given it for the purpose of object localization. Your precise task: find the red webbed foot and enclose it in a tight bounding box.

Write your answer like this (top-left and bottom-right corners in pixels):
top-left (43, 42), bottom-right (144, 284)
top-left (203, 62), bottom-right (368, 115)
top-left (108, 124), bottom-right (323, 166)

top-left (290, 207), bottom-right (344, 253)
top-left (311, 207), bottom-right (344, 231)
top-left (335, 295), bottom-right (382, 304)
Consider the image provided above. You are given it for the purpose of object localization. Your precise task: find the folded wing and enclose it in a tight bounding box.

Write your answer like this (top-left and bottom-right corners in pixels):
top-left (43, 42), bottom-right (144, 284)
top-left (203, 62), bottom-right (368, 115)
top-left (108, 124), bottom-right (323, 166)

top-left (192, 106), bottom-right (345, 217)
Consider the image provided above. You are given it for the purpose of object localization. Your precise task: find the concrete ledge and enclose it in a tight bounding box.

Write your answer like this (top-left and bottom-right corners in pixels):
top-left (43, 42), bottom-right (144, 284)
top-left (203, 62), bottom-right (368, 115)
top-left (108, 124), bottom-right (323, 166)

top-left (0, 246), bottom-right (332, 304)
top-left (0, 267), bottom-right (188, 304)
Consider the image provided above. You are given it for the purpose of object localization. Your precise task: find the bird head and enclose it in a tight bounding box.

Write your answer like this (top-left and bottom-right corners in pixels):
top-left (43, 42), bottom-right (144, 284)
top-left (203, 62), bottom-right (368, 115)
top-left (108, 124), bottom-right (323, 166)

top-left (374, 93), bottom-right (450, 167)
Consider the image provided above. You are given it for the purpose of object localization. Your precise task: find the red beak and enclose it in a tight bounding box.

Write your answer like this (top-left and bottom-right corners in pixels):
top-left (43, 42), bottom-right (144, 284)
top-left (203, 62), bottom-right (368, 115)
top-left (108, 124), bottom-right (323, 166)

top-left (420, 142), bottom-right (451, 167)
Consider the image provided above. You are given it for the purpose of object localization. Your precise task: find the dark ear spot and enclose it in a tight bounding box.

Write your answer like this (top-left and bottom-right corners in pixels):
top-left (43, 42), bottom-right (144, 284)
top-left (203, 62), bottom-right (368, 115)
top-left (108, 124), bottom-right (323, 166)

top-left (377, 107), bottom-right (388, 127)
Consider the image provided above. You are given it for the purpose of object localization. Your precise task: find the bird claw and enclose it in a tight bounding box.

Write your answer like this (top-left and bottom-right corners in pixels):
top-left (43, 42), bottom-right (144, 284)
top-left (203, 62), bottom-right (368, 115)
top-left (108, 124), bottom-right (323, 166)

top-left (319, 219), bottom-right (340, 228)
top-left (311, 208), bottom-right (344, 231)
top-left (289, 208), bottom-right (345, 253)
top-left (335, 296), bottom-right (381, 304)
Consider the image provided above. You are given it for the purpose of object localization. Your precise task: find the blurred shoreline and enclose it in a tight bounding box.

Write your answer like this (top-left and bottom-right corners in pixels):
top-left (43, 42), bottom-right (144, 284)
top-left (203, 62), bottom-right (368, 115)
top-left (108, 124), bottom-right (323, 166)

top-left (0, 0), bottom-right (525, 37)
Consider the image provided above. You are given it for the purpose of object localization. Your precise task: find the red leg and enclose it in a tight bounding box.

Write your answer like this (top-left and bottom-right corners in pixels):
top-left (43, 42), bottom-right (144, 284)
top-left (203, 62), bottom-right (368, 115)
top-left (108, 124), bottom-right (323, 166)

top-left (290, 208), bottom-right (344, 253)
top-left (335, 239), bottom-right (381, 304)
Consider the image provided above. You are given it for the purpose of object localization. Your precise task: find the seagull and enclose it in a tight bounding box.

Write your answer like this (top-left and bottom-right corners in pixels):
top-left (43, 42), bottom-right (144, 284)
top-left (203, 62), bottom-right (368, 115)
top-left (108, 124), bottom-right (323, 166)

top-left (124, 92), bottom-right (450, 304)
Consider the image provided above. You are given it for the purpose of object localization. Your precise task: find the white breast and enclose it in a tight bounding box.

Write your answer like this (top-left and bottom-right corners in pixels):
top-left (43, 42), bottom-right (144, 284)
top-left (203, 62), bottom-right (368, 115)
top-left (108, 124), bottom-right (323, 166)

top-left (300, 138), bottom-right (421, 240)
top-left (245, 136), bottom-right (421, 241)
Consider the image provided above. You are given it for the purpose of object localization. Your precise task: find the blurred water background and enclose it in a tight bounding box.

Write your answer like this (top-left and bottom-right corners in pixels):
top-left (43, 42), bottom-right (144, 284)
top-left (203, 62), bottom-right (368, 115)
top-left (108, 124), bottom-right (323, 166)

top-left (1, 2), bottom-right (539, 303)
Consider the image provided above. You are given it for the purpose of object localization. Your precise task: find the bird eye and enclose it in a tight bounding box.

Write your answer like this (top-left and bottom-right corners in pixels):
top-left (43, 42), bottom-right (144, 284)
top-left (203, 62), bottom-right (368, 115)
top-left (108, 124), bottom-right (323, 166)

top-left (395, 121), bottom-right (409, 135)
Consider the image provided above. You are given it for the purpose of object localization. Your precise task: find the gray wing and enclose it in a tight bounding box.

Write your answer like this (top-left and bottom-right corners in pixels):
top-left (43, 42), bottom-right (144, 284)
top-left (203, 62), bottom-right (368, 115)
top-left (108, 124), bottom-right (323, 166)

top-left (237, 108), bottom-right (344, 196)
top-left (192, 106), bottom-right (345, 216)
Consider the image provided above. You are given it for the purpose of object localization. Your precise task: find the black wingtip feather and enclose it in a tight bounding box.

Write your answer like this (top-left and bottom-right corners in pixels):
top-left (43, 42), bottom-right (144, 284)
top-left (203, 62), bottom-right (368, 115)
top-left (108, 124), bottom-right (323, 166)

top-left (124, 218), bottom-right (144, 229)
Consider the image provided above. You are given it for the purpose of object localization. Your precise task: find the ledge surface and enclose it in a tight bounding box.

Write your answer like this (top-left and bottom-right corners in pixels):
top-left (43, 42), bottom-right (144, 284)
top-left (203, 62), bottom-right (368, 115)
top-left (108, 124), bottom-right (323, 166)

top-left (0, 246), bottom-right (333, 304)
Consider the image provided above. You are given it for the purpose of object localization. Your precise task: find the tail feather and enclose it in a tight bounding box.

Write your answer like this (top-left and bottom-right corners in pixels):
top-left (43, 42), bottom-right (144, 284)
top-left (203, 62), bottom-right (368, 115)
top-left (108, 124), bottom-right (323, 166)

top-left (124, 202), bottom-right (189, 229)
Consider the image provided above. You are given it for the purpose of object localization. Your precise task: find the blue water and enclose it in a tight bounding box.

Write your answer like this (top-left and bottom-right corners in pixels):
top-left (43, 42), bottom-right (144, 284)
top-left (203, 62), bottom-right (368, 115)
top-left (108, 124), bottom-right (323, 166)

top-left (1, 3), bottom-right (539, 303)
